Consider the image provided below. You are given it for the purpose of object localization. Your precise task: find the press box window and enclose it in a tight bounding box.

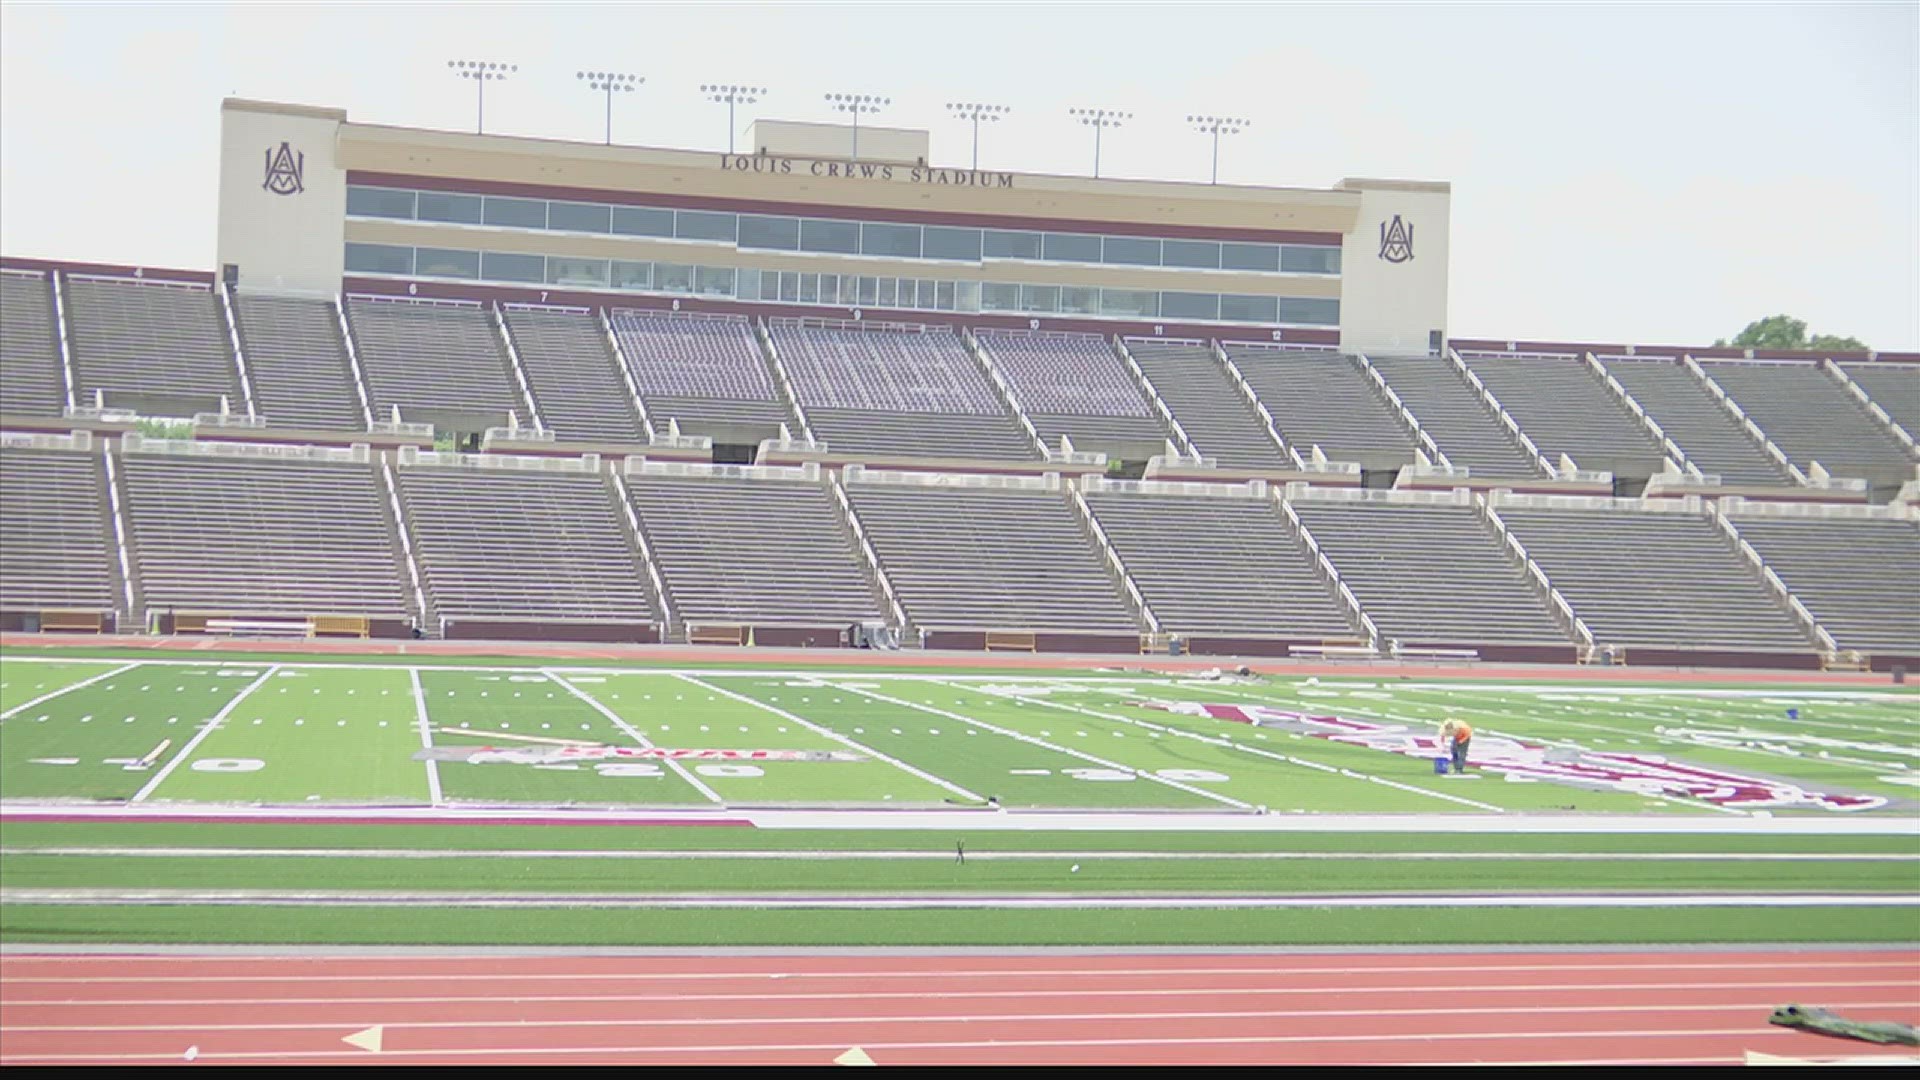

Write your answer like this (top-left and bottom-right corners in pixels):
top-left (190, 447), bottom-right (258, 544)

top-left (345, 187), bottom-right (416, 220)
top-left (1282, 246), bottom-right (1342, 274)
top-left (547, 201), bottom-right (612, 234)
top-left (344, 243), bottom-right (413, 275)
top-left (546, 257), bottom-right (610, 287)
top-left (674, 211), bottom-right (737, 242)
top-left (483, 197), bottom-right (547, 229)
top-left (861, 223), bottom-right (921, 258)
top-left (983, 230), bottom-right (1042, 259)
top-left (482, 251), bottom-right (545, 283)
top-left (738, 215), bottom-right (801, 251)
top-left (612, 207), bottom-right (675, 237)
top-left (922, 226), bottom-right (982, 261)
top-left (416, 193), bottom-right (483, 225)
top-left (801, 219), bottom-right (861, 254)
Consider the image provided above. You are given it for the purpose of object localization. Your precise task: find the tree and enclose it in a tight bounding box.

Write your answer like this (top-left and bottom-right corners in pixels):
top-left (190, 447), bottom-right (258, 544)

top-left (1714, 315), bottom-right (1869, 353)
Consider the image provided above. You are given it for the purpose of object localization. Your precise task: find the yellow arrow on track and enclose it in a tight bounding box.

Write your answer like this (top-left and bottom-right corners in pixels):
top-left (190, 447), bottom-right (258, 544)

top-left (343, 1026), bottom-right (384, 1053)
top-left (834, 1046), bottom-right (876, 1066)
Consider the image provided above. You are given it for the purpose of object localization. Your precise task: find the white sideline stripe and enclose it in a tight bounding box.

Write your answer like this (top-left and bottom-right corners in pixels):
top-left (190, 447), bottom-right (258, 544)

top-left (0, 1025), bottom-right (1894, 1063)
top-left (5, 890), bottom-right (1915, 910)
top-left (409, 668), bottom-right (442, 805)
top-left (7, 998), bottom-right (1910, 1034)
top-left (544, 670), bottom-right (721, 804)
top-left (827, 681), bottom-right (1253, 810)
top-left (674, 674), bottom-right (984, 803)
top-left (0, 663), bottom-right (141, 720)
top-left (966, 682), bottom-right (1505, 812)
top-left (129, 666), bottom-right (279, 803)
top-left (5, 959), bottom-right (1913, 985)
top-left (6, 977), bottom-right (1911, 1008)
top-left (5, 847), bottom-right (1914, 863)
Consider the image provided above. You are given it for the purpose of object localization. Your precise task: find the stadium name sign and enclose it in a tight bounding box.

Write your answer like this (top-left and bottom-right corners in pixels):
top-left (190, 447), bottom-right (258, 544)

top-left (719, 154), bottom-right (1016, 188)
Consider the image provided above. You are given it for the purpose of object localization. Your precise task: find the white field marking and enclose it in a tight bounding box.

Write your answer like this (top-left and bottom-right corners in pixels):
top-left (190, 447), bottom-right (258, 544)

top-left (9, 998), bottom-right (1912, 1035)
top-left (6, 847), bottom-right (1913, 862)
top-left (0, 1023), bottom-right (1903, 1064)
top-left (407, 669), bottom-right (442, 805)
top-left (830, 681), bottom-right (1252, 810)
top-left (674, 675), bottom-right (984, 803)
top-left (130, 667), bottom-right (279, 803)
top-left (972, 683), bottom-right (1503, 813)
top-left (0, 663), bottom-right (141, 720)
top-left (543, 670), bottom-right (720, 804)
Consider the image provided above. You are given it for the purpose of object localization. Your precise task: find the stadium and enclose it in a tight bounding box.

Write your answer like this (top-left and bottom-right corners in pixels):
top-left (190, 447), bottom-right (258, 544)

top-left (0, 89), bottom-right (1916, 1067)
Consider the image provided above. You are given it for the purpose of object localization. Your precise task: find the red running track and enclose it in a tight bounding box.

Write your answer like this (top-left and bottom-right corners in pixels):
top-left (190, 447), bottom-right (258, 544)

top-left (2, 950), bottom-right (1917, 1066)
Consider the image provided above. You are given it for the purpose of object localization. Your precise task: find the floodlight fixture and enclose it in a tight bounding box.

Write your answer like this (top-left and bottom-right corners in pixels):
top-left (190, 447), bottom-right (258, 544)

top-left (825, 92), bottom-right (890, 161)
top-left (448, 60), bottom-right (516, 134)
top-left (945, 102), bottom-right (1011, 172)
top-left (1068, 107), bottom-right (1131, 179)
top-left (1188, 114), bottom-right (1251, 184)
top-left (578, 71), bottom-right (643, 145)
top-left (703, 83), bottom-right (767, 154)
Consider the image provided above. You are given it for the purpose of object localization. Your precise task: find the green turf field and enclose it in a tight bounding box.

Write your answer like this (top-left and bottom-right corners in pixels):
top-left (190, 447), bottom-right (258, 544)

top-left (3, 656), bottom-right (1916, 814)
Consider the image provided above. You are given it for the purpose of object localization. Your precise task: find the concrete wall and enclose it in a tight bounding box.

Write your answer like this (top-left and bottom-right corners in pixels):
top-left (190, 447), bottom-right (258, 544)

top-left (1337, 179), bottom-right (1451, 355)
top-left (215, 99), bottom-right (347, 296)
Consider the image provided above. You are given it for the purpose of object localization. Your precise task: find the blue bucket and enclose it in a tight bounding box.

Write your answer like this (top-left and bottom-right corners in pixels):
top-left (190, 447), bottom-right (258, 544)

top-left (1433, 756), bottom-right (1450, 776)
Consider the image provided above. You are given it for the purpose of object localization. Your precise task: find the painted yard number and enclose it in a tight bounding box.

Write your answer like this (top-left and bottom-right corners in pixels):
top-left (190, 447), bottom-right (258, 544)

top-left (190, 758), bottom-right (265, 773)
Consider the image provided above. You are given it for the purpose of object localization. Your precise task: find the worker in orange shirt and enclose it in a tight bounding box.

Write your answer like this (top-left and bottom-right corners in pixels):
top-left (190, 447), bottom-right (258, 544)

top-left (1438, 717), bottom-right (1473, 774)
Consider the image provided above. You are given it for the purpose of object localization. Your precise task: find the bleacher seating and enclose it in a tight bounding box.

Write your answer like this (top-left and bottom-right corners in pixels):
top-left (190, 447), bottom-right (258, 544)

top-left (629, 473), bottom-right (882, 627)
top-left (503, 306), bottom-right (646, 443)
top-left (1496, 506), bottom-right (1812, 653)
top-left (1841, 362), bottom-right (1920, 438)
top-left (1366, 356), bottom-right (1541, 478)
top-left (844, 481), bottom-right (1136, 632)
top-left (1232, 348), bottom-right (1418, 470)
top-left (0, 448), bottom-right (115, 613)
top-left (65, 277), bottom-right (239, 415)
top-left (0, 271), bottom-right (66, 417)
top-left (1459, 353), bottom-right (1667, 476)
top-left (397, 466), bottom-right (652, 627)
top-left (1084, 491), bottom-right (1352, 639)
top-left (231, 294), bottom-right (365, 431)
top-left (1730, 515), bottom-right (1920, 656)
top-left (345, 297), bottom-right (523, 426)
top-left (121, 453), bottom-right (406, 617)
top-left (609, 311), bottom-right (789, 433)
top-left (1600, 358), bottom-right (1792, 485)
top-left (1704, 361), bottom-right (1913, 481)
top-left (1127, 341), bottom-right (1289, 469)
top-left (772, 322), bottom-right (1036, 460)
top-left (973, 330), bottom-right (1166, 452)
top-left (1291, 500), bottom-right (1565, 645)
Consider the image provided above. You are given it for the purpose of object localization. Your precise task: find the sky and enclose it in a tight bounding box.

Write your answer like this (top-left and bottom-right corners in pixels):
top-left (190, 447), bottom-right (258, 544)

top-left (1, 1), bottom-right (1915, 349)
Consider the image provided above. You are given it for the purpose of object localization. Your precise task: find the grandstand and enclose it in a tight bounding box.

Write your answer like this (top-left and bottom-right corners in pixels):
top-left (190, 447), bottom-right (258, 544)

top-left (627, 465), bottom-right (884, 645)
top-left (1230, 347), bottom-right (1418, 471)
top-left (1127, 341), bottom-right (1292, 470)
top-left (0, 270), bottom-right (67, 418)
top-left (1600, 357), bottom-right (1794, 486)
top-left (395, 460), bottom-right (654, 640)
top-left (231, 293), bottom-right (365, 431)
top-left (1840, 361), bottom-right (1920, 437)
top-left (1725, 511), bottom-right (1920, 658)
top-left (65, 276), bottom-right (240, 418)
top-left (345, 297), bottom-right (526, 432)
top-left (608, 310), bottom-right (790, 445)
top-left (972, 330), bottom-right (1168, 458)
top-left (1365, 355), bottom-right (1542, 479)
top-left (501, 306), bottom-right (647, 444)
top-left (0, 445), bottom-right (117, 628)
top-left (1457, 351), bottom-right (1669, 483)
top-left (1703, 360), bottom-right (1914, 489)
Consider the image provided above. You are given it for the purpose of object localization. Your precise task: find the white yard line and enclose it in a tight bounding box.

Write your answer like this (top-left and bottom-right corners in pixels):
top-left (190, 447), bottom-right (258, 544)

top-left (969, 683), bottom-right (1505, 813)
top-left (7, 847), bottom-right (1912, 862)
top-left (675, 674), bottom-right (985, 804)
top-left (407, 668), bottom-right (442, 806)
top-left (544, 669), bottom-right (722, 804)
top-left (129, 666), bottom-right (279, 803)
top-left (0, 662), bottom-right (142, 720)
top-left (828, 681), bottom-right (1252, 810)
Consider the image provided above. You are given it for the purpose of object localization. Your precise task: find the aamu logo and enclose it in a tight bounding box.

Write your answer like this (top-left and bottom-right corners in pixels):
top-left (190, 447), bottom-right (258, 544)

top-left (263, 141), bottom-right (304, 196)
top-left (1378, 214), bottom-right (1414, 263)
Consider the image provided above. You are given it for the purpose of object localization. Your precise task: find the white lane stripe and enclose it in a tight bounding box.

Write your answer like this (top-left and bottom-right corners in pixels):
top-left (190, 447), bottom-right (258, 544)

top-left (129, 666), bottom-right (279, 803)
top-left (0, 1025), bottom-right (1898, 1063)
top-left (4, 847), bottom-right (1913, 862)
top-left (544, 670), bottom-right (721, 804)
top-left (7, 998), bottom-right (1911, 1033)
top-left (4, 978), bottom-right (1910, 1009)
top-left (4, 890), bottom-right (1915, 910)
top-left (673, 674), bottom-right (985, 804)
top-left (828, 681), bottom-right (1252, 810)
top-left (409, 668), bottom-right (442, 805)
top-left (0, 663), bottom-right (141, 720)
top-left (969, 682), bottom-right (1503, 812)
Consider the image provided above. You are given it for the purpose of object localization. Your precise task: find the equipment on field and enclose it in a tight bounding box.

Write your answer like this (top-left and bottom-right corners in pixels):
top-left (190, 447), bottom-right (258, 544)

top-left (1769, 1004), bottom-right (1919, 1046)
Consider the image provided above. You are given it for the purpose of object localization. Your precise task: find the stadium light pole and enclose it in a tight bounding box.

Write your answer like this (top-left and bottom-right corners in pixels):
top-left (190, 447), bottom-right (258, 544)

top-left (578, 71), bottom-right (643, 145)
top-left (702, 84), bottom-right (766, 154)
top-left (448, 60), bottom-right (516, 134)
top-left (1069, 107), bottom-right (1131, 179)
top-left (825, 92), bottom-right (889, 161)
top-left (945, 102), bottom-right (1011, 172)
top-left (1188, 115), bottom-right (1250, 185)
